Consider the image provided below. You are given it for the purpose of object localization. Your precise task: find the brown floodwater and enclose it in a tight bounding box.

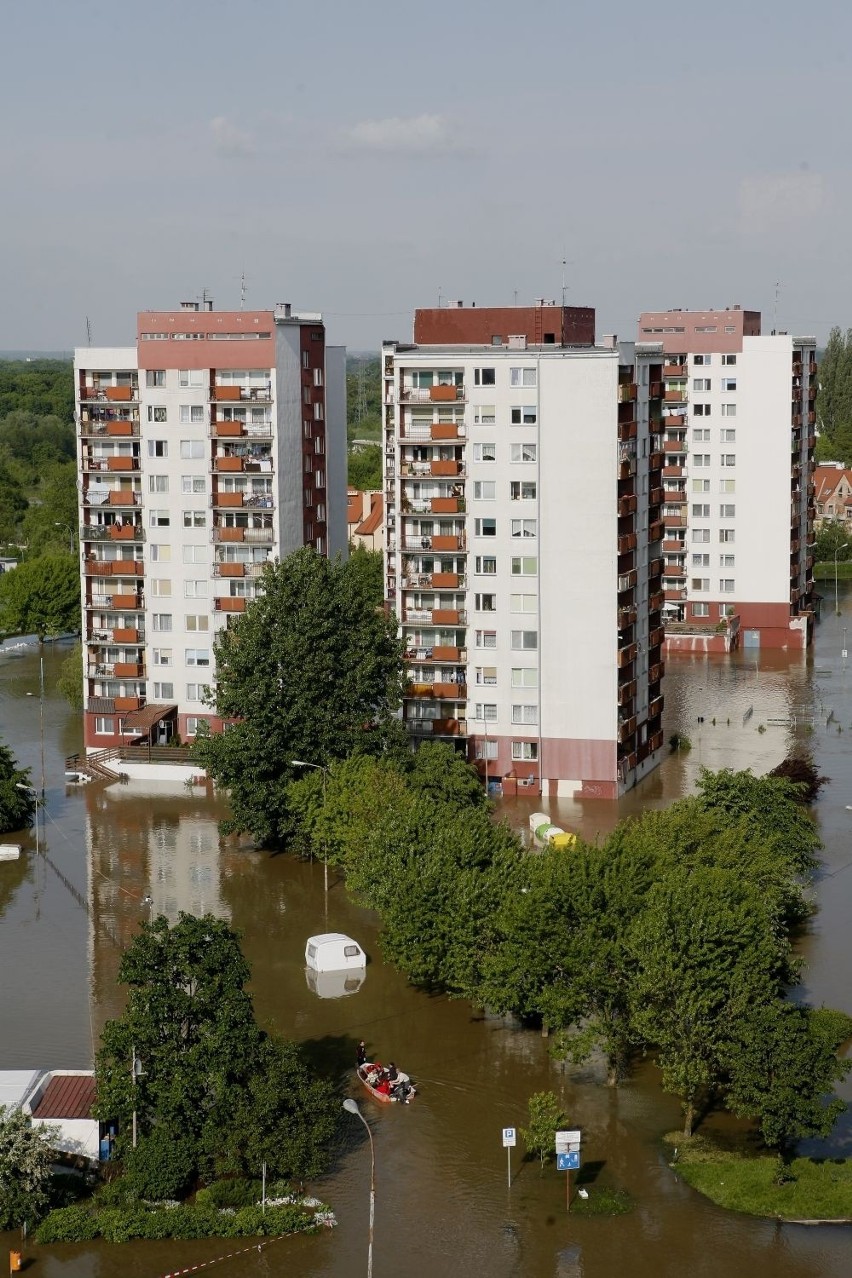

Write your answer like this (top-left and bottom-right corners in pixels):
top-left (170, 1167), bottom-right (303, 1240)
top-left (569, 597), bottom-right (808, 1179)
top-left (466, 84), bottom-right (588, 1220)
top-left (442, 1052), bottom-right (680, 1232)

top-left (1, 599), bottom-right (851, 1278)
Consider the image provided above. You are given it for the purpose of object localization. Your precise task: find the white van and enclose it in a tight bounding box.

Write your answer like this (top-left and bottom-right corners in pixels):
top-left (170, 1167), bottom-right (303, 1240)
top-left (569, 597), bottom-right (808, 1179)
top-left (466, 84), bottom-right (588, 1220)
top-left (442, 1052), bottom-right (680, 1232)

top-left (305, 932), bottom-right (367, 973)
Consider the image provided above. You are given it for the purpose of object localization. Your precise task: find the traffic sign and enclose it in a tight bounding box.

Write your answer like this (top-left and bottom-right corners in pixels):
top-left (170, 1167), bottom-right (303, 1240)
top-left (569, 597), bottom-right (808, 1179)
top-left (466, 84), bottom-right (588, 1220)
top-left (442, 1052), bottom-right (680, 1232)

top-left (557, 1151), bottom-right (580, 1171)
top-left (502, 1127), bottom-right (517, 1148)
top-left (555, 1129), bottom-right (581, 1152)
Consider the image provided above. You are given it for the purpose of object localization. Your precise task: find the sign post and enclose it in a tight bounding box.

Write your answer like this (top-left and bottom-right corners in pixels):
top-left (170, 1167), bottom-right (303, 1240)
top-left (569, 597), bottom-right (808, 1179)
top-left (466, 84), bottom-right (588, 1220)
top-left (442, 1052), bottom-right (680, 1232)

top-left (556, 1130), bottom-right (581, 1212)
top-left (502, 1126), bottom-right (517, 1188)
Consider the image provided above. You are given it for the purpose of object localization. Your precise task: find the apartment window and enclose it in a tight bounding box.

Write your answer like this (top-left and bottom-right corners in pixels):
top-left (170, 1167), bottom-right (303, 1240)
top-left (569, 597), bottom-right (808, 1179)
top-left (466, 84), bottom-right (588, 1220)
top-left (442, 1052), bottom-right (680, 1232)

top-left (474, 593), bottom-right (497, 611)
top-left (511, 741), bottom-right (538, 761)
top-left (152, 681), bottom-right (174, 699)
top-left (510, 481), bottom-right (537, 500)
top-left (692, 479), bottom-right (710, 493)
top-left (720, 554), bottom-right (735, 568)
top-left (474, 368), bottom-right (496, 386)
top-left (719, 479), bottom-right (736, 493)
top-left (152, 648), bottom-right (172, 666)
top-left (692, 504), bottom-right (710, 517)
top-left (186, 648), bottom-right (211, 667)
top-left (719, 529), bottom-right (735, 543)
top-left (149, 544), bottom-right (171, 562)
top-left (180, 440), bottom-right (204, 459)
top-left (179, 369), bottom-right (205, 388)
top-left (692, 553), bottom-right (710, 567)
top-left (475, 666), bottom-right (498, 685)
top-left (94, 717), bottom-right (114, 734)
top-left (149, 475), bottom-right (169, 493)
top-left (186, 717), bottom-right (210, 737)
top-left (511, 556), bottom-right (537, 574)
top-left (473, 481), bottom-right (496, 500)
top-left (147, 406), bottom-right (167, 423)
top-left (150, 578), bottom-right (172, 597)
top-left (474, 518), bottom-right (496, 537)
top-left (721, 454), bottom-right (736, 467)
top-left (722, 378), bottom-right (737, 392)
top-left (722, 354), bottom-right (737, 366)
top-left (313, 402), bottom-right (324, 421)
top-left (180, 405), bottom-right (205, 424)
top-left (693, 405), bottom-right (711, 417)
top-left (184, 580), bottom-right (208, 598)
top-left (182, 545), bottom-right (207, 564)
top-left (149, 509), bottom-right (170, 528)
top-left (719, 504), bottom-right (736, 518)
top-left (510, 593), bottom-right (537, 613)
top-left (186, 683), bottom-right (204, 701)
top-left (183, 510), bottom-right (207, 527)
top-left (510, 367), bottom-right (536, 387)
top-left (692, 603), bottom-right (710, 618)
top-left (693, 378), bottom-right (711, 392)
top-left (475, 556), bottom-right (497, 574)
top-left (475, 629), bottom-right (497, 648)
top-left (313, 367), bottom-right (323, 387)
top-left (473, 443), bottom-right (496, 462)
top-left (692, 428), bottom-right (710, 441)
top-left (148, 440), bottom-right (168, 457)
top-left (721, 603), bottom-right (736, 617)
top-left (720, 404), bottom-right (737, 417)
top-left (511, 406), bottom-right (537, 425)
top-left (152, 614), bottom-right (173, 632)
top-left (692, 528), bottom-right (710, 543)
top-left (721, 429), bottom-right (736, 442)
top-left (511, 630), bottom-right (538, 649)
top-left (695, 326), bottom-right (717, 333)
top-left (693, 354), bottom-right (711, 365)
top-left (474, 703), bottom-right (498, 722)
top-left (314, 436), bottom-right (324, 455)
top-left (475, 740), bottom-right (498, 760)
top-left (692, 454), bottom-right (710, 467)
top-left (185, 615), bottom-right (210, 631)
top-left (302, 351), bottom-right (310, 369)
top-left (691, 578), bottom-right (710, 591)
top-left (512, 704), bottom-right (538, 725)
top-left (511, 519), bottom-right (537, 538)
top-left (720, 579), bottom-right (735, 593)
top-left (511, 668), bottom-right (538, 688)
top-left (510, 442), bottom-right (537, 462)
top-left (146, 370), bottom-right (166, 387)
top-left (182, 475), bottom-right (206, 494)
top-left (474, 406), bottom-right (496, 425)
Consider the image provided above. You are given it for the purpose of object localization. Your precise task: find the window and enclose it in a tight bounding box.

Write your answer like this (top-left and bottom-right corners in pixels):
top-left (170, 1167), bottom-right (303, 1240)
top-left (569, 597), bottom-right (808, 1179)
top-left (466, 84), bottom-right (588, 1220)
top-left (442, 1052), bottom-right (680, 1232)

top-left (150, 578), bottom-right (172, 597)
top-left (722, 354), bottom-right (737, 366)
top-left (511, 556), bottom-right (537, 574)
top-left (691, 577), bottom-right (710, 591)
top-left (511, 630), bottom-right (538, 649)
top-left (512, 704), bottom-right (538, 724)
top-left (722, 378), bottom-right (737, 392)
top-left (510, 367), bottom-right (536, 387)
top-left (692, 428), bottom-right (710, 441)
top-left (511, 741), bottom-right (539, 761)
top-left (184, 580), bottom-right (207, 598)
top-left (474, 518), bottom-right (496, 537)
top-left (183, 510), bottom-right (207, 527)
top-left (721, 454), bottom-right (736, 467)
top-left (147, 440), bottom-right (168, 457)
top-left (510, 593), bottom-right (537, 613)
top-left (475, 739), bottom-right (498, 760)
top-left (182, 545), bottom-right (207, 564)
top-left (692, 479), bottom-right (710, 493)
top-left (474, 703), bottom-right (498, 722)
top-left (719, 479), bottom-right (736, 493)
top-left (511, 519), bottom-right (537, 538)
top-left (186, 683), bottom-right (203, 701)
top-left (720, 579), bottom-right (735, 593)
top-left (474, 593), bottom-right (497, 611)
top-left (186, 717), bottom-right (209, 737)
top-left (693, 404), bottom-right (711, 417)
top-left (719, 504), bottom-right (736, 518)
top-left (692, 553), bottom-right (710, 567)
top-left (149, 509), bottom-right (170, 527)
top-left (149, 544), bottom-right (171, 562)
top-left (720, 429), bottom-right (736, 442)
top-left (149, 475), bottom-right (169, 494)
top-left (473, 443), bottom-right (496, 462)
top-left (510, 442), bottom-right (537, 462)
top-left (474, 368), bottom-right (496, 386)
top-left (152, 681), bottom-right (174, 699)
top-left (694, 326), bottom-right (717, 333)
top-left (720, 404), bottom-right (737, 417)
top-left (719, 529), bottom-right (735, 543)
top-left (692, 503), bottom-right (710, 517)
top-left (475, 629), bottom-right (497, 648)
top-left (692, 602), bottom-right (710, 618)
top-left (146, 370), bottom-right (166, 387)
top-left (510, 481), bottom-right (537, 500)
top-left (511, 668), bottom-right (538, 688)
top-left (313, 402), bottom-right (324, 421)
top-left (147, 406), bottom-right (167, 423)
top-left (179, 405), bottom-right (204, 424)
top-left (475, 666), bottom-right (497, 685)
top-left (475, 556), bottom-right (497, 574)
top-left (510, 405), bottom-right (537, 425)
top-left (474, 406), bottom-right (496, 425)
top-left (152, 648), bottom-right (172, 666)
top-left (179, 369), bottom-right (205, 388)
top-left (693, 354), bottom-right (711, 365)
top-left (693, 378), bottom-right (711, 392)
top-left (185, 648), bottom-right (211, 667)
top-left (313, 367), bottom-right (323, 387)
top-left (473, 481), bottom-right (496, 500)
top-left (692, 528), bottom-right (710, 543)
top-left (180, 440), bottom-right (204, 459)
top-left (95, 716), bottom-right (114, 734)
top-left (302, 351), bottom-right (310, 369)
top-left (185, 615), bottom-right (210, 631)
top-left (181, 475), bottom-right (206, 494)
top-left (152, 614), bottom-right (173, 632)
top-left (720, 554), bottom-right (735, 567)
top-left (692, 454), bottom-right (710, 467)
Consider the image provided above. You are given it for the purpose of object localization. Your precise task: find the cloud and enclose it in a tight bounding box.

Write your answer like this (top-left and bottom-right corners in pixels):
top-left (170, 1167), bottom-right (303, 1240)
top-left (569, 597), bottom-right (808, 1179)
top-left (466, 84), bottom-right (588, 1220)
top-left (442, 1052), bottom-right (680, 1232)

top-left (737, 171), bottom-right (827, 234)
top-left (342, 113), bottom-right (459, 155)
top-left (210, 116), bottom-right (256, 159)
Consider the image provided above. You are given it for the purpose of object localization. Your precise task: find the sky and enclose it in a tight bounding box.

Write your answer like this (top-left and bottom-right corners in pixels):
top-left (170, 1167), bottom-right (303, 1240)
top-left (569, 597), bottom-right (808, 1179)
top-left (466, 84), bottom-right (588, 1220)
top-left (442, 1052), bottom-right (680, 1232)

top-left (1, 0), bottom-right (851, 354)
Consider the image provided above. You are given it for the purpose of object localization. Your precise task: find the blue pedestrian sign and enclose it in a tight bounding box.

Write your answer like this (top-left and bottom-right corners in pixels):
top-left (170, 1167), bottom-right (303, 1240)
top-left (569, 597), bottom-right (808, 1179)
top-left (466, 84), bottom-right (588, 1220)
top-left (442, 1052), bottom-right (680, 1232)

top-left (557, 1151), bottom-right (580, 1171)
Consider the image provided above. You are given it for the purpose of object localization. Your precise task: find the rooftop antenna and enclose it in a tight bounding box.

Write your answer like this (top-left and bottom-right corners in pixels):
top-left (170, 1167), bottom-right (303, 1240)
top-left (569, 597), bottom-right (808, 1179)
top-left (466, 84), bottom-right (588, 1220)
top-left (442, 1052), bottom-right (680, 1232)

top-left (85, 316), bottom-right (92, 346)
top-left (240, 271), bottom-right (247, 310)
top-left (438, 285), bottom-right (442, 308)
top-left (773, 281), bottom-right (780, 333)
top-left (513, 289), bottom-right (518, 306)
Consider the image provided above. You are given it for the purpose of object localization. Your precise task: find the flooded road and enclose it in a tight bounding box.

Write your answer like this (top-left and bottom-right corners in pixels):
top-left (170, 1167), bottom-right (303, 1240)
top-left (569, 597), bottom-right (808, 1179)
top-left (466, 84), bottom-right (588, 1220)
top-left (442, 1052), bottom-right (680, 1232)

top-left (1, 604), bottom-right (851, 1277)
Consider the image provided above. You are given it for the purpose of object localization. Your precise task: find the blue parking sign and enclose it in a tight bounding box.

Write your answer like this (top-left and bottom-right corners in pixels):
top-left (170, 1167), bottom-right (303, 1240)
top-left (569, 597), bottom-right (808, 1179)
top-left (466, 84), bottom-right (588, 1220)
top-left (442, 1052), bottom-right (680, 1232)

top-left (557, 1151), bottom-right (580, 1171)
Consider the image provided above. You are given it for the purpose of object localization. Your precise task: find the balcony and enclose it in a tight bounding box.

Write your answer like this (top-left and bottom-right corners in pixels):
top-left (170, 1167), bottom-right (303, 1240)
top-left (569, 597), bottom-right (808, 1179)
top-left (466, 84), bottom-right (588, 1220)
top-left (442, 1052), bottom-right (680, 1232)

top-left (618, 532), bottom-right (637, 555)
top-left (112, 593), bottom-right (143, 609)
top-left (433, 682), bottom-right (467, 698)
top-left (648, 695), bottom-right (664, 719)
top-left (214, 457), bottom-right (246, 472)
top-left (664, 387), bottom-right (688, 403)
top-left (618, 495), bottom-right (637, 517)
top-left (214, 562), bottom-right (246, 578)
top-left (648, 662), bottom-right (663, 684)
top-left (663, 489), bottom-right (686, 504)
top-left (84, 560), bottom-right (144, 577)
top-left (211, 420), bottom-right (273, 439)
top-left (649, 626), bottom-right (665, 647)
top-left (114, 662), bottom-right (144, 679)
top-left (432, 608), bottom-right (464, 625)
top-left (649, 518), bottom-right (665, 542)
top-left (618, 605), bottom-right (637, 628)
top-left (618, 680), bottom-right (637, 707)
top-left (618, 642), bottom-right (637, 668)
top-left (662, 539), bottom-right (685, 553)
top-left (112, 627), bottom-right (141, 644)
top-left (81, 524), bottom-right (145, 542)
top-left (618, 383), bottom-right (637, 403)
top-left (105, 490), bottom-right (142, 507)
top-left (213, 492), bottom-right (245, 508)
top-left (618, 570), bottom-right (638, 593)
top-left (663, 512), bottom-right (688, 528)
top-left (430, 496), bottom-right (463, 514)
top-left (79, 419), bottom-right (140, 438)
top-left (80, 385), bottom-right (138, 403)
top-left (663, 363), bottom-right (686, 378)
top-left (663, 587), bottom-right (687, 602)
top-left (400, 386), bottom-right (466, 404)
top-left (662, 465), bottom-right (684, 479)
top-left (215, 597), bottom-right (248, 613)
top-left (211, 386), bottom-right (271, 403)
top-left (618, 716), bottom-right (637, 743)
top-left (432, 572), bottom-right (461, 588)
top-left (430, 460), bottom-right (462, 477)
top-left (663, 563), bottom-right (686, 579)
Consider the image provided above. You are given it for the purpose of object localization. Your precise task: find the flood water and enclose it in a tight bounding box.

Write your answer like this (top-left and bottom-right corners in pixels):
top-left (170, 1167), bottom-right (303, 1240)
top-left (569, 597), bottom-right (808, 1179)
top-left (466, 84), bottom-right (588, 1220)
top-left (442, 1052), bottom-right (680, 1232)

top-left (1, 599), bottom-right (851, 1278)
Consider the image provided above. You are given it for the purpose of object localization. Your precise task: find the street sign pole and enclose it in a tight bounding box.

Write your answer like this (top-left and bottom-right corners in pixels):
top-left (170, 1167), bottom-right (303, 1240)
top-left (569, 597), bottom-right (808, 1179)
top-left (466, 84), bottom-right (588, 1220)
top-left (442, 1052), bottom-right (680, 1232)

top-left (502, 1127), bottom-right (517, 1189)
top-left (556, 1130), bottom-right (582, 1214)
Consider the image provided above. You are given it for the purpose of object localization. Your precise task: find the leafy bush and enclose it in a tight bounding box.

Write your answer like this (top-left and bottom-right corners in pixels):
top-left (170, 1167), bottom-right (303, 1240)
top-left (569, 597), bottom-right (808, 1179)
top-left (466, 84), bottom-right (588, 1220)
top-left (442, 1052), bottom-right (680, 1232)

top-left (123, 1128), bottom-right (197, 1201)
top-left (34, 1198), bottom-right (316, 1245)
top-left (571, 1186), bottom-right (633, 1216)
top-left (35, 1205), bottom-right (99, 1243)
top-left (196, 1177), bottom-right (262, 1209)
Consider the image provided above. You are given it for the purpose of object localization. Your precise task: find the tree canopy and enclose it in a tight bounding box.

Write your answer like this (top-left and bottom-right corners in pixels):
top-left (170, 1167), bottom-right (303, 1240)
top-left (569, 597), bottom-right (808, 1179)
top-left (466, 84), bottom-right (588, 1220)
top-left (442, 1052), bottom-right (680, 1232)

top-left (816, 327), bottom-right (852, 465)
top-left (0, 552), bottom-right (80, 640)
top-left (0, 738), bottom-right (35, 835)
top-left (0, 1105), bottom-right (54, 1231)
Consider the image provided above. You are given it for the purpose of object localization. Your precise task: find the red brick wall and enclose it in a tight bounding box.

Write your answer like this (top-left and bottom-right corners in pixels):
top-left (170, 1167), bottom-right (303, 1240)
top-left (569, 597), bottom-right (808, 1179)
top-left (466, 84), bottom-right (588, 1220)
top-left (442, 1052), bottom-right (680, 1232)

top-left (413, 306), bottom-right (595, 347)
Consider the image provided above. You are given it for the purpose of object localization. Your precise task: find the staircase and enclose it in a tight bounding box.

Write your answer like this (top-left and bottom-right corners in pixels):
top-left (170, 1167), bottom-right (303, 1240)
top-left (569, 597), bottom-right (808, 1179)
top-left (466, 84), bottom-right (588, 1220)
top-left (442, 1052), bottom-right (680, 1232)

top-left (65, 750), bottom-right (127, 785)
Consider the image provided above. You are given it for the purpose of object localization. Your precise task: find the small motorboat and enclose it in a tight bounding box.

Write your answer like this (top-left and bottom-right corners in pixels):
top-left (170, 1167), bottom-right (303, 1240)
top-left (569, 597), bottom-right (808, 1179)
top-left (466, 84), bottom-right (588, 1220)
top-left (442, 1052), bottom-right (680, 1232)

top-left (357, 1063), bottom-right (416, 1105)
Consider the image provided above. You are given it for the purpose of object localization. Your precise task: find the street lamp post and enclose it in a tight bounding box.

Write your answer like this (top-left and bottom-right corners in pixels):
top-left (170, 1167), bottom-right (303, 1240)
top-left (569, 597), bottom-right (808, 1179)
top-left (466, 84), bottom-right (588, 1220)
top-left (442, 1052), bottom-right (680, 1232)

top-left (15, 784), bottom-right (39, 857)
top-left (54, 523), bottom-right (75, 556)
top-left (835, 542), bottom-right (850, 617)
top-left (342, 1098), bottom-right (375, 1278)
top-left (291, 760), bottom-right (329, 894)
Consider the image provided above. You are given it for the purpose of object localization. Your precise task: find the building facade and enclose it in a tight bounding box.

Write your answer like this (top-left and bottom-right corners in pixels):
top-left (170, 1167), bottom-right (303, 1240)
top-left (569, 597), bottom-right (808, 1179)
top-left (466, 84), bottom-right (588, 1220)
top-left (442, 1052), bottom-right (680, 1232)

top-left (75, 300), bottom-right (347, 752)
top-left (383, 304), bottom-right (666, 799)
top-left (814, 463), bottom-right (852, 528)
top-left (638, 308), bottom-right (816, 652)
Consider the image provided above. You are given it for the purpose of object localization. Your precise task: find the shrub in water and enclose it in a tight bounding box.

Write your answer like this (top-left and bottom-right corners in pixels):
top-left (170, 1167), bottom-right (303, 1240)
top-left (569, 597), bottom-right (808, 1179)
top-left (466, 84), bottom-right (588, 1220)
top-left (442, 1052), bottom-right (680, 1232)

top-left (196, 1178), bottom-right (262, 1209)
top-left (124, 1128), bottom-right (197, 1202)
top-left (34, 1205), bottom-right (99, 1244)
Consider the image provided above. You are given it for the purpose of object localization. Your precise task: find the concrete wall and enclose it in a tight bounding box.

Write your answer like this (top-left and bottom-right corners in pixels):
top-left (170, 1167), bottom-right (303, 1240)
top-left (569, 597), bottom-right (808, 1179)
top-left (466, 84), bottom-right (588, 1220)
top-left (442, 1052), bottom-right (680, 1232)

top-left (325, 345), bottom-right (349, 558)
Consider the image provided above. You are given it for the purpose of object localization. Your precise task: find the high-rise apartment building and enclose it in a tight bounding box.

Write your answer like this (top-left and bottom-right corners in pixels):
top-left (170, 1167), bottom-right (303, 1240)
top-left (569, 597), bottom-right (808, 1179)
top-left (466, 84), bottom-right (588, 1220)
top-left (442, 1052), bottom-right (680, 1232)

top-left (75, 300), bottom-right (347, 752)
top-left (638, 307), bottom-right (816, 652)
top-left (383, 303), bottom-right (666, 799)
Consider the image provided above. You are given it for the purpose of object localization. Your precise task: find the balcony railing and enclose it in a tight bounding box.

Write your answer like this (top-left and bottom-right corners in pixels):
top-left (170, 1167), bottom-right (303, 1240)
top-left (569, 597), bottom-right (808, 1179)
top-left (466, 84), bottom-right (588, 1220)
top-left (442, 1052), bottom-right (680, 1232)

top-left (80, 524), bottom-right (145, 542)
top-left (79, 419), bottom-right (141, 437)
top-left (214, 597), bottom-right (248, 613)
top-left (84, 560), bottom-right (144, 577)
top-left (399, 386), bottom-right (466, 404)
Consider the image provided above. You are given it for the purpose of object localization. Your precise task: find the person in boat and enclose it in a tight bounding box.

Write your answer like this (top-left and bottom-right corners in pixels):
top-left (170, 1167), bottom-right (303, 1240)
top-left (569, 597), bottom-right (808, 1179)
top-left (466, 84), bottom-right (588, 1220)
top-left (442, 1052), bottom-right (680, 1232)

top-left (386, 1063), bottom-right (414, 1103)
top-left (374, 1074), bottom-right (392, 1096)
top-left (365, 1062), bottom-right (384, 1086)
top-left (357, 1040), bottom-right (368, 1067)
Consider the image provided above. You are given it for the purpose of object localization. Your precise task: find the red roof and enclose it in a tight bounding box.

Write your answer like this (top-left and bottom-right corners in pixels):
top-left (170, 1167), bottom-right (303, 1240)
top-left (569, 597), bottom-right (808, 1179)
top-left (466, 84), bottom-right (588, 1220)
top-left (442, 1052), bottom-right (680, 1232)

top-left (814, 465), bottom-right (852, 505)
top-left (347, 490), bottom-right (365, 527)
top-left (355, 493), bottom-right (383, 537)
top-left (32, 1074), bottom-right (96, 1121)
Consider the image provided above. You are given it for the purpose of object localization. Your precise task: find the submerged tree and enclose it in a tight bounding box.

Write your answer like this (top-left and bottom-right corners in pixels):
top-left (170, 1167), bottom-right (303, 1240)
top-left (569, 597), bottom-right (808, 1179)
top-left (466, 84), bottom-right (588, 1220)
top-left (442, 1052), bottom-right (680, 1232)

top-left (0, 738), bottom-right (35, 835)
top-left (0, 1105), bottom-right (54, 1230)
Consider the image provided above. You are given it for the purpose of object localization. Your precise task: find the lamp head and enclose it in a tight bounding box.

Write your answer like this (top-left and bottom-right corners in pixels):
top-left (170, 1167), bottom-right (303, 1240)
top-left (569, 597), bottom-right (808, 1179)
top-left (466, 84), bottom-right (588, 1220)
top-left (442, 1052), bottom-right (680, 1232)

top-left (342, 1098), bottom-right (360, 1115)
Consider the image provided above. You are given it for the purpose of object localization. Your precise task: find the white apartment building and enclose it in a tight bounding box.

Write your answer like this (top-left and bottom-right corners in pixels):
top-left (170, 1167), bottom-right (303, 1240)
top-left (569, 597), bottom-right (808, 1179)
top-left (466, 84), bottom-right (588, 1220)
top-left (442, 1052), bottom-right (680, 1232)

top-left (75, 300), bottom-right (347, 753)
top-left (383, 303), bottom-right (666, 800)
top-left (639, 308), bottom-right (816, 652)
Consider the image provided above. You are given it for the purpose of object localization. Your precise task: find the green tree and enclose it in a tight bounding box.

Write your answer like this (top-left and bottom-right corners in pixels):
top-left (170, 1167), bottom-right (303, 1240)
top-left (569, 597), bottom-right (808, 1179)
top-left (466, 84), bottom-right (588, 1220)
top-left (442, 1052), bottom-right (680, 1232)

top-left (0, 738), bottom-right (35, 835)
top-left (816, 327), bottom-right (852, 445)
top-left (347, 444), bottom-right (382, 491)
top-left (814, 520), bottom-right (852, 564)
top-left (56, 644), bottom-right (83, 710)
top-left (0, 553), bottom-right (80, 641)
top-left (0, 360), bottom-right (74, 422)
top-left (0, 1105), bottom-right (54, 1230)
top-left (346, 356), bottom-right (382, 444)
top-left (194, 547), bottom-right (405, 843)
top-left (0, 462), bottom-right (26, 548)
top-left (694, 767), bottom-right (820, 877)
top-left (20, 462), bottom-right (78, 557)
top-left (521, 1092), bottom-right (570, 1169)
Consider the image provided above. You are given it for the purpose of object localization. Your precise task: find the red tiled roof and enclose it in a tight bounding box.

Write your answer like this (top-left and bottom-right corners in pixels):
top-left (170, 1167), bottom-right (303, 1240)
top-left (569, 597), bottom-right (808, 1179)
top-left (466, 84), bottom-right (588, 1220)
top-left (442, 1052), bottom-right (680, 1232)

top-left (32, 1074), bottom-right (96, 1121)
top-left (123, 703), bottom-right (177, 733)
top-left (814, 465), bottom-right (852, 505)
top-left (355, 493), bottom-right (383, 537)
top-left (347, 490), bottom-right (364, 526)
